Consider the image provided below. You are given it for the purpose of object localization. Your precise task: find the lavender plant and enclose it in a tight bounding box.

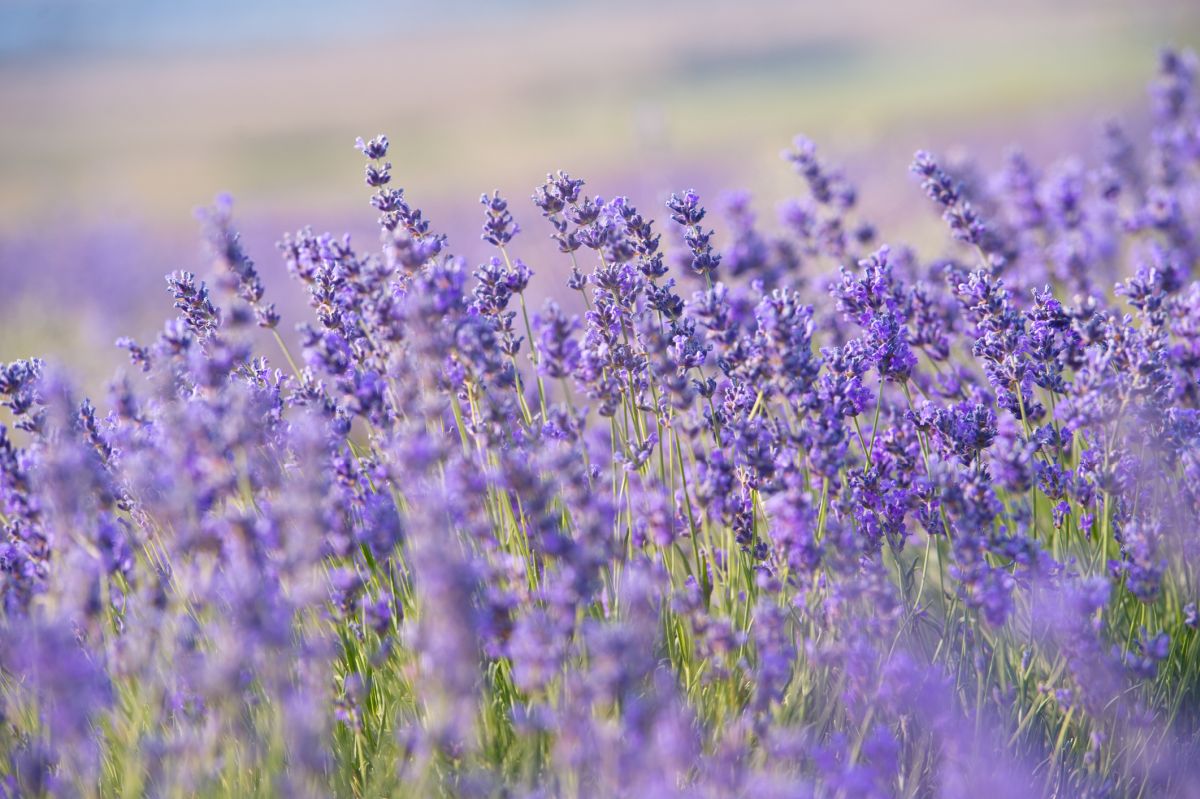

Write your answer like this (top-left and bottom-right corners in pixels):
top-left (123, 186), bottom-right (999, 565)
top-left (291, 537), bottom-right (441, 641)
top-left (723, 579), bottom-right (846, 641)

top-left (3, 50), bottom-right (1200, 798)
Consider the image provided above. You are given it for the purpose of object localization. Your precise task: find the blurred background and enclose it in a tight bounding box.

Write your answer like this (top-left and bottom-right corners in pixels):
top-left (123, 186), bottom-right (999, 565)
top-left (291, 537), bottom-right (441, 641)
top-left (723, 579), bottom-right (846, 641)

top-left (2, 0), bottom-right (1198, 384)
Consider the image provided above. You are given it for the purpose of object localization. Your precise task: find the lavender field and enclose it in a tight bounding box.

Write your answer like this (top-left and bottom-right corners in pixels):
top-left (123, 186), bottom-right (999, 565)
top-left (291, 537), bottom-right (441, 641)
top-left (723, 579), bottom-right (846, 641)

top-left (4, 4), bottom-right (1200, 798)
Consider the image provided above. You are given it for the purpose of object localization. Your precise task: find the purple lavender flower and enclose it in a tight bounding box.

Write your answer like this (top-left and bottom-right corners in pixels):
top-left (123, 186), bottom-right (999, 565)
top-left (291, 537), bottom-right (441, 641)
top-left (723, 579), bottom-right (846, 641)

top-left (912, 150), bottom-right (1011, 272)
top-left (480, 190), bottom-right (520, 246)
top-left (3, 54), bottom-right (1200, 796)
top-left (667, 190), bottom-right (722, 279)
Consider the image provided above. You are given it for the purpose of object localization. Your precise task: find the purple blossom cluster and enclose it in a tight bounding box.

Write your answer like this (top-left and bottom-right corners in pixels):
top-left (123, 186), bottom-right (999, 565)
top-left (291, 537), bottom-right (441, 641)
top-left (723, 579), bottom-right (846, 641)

top-left (3, 50), bottom-right (1200, 798)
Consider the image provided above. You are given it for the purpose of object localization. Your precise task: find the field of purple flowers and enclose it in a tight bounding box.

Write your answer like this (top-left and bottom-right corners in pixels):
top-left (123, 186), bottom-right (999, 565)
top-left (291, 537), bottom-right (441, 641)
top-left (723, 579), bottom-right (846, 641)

top-left (2, 49), bottom-right (1200, 797)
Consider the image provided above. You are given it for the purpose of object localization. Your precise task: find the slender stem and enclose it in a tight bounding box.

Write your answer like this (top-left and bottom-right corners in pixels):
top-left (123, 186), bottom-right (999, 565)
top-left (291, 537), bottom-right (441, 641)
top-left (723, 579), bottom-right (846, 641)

top-left (270, 328), bottom-right (303, 380)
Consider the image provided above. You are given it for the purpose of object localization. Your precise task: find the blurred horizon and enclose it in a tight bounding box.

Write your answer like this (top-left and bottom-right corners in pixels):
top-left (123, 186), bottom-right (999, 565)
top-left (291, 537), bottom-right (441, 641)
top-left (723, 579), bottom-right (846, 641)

top-left (2, 0), bottom-right (1199, 381)
top-left (4, 1), bottom-right (1199, 224)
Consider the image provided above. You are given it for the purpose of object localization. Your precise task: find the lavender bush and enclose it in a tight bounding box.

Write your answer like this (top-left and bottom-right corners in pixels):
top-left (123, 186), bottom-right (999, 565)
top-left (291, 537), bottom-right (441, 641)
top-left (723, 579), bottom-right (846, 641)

top-left (3, 50), bottom-right (1200, 798)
